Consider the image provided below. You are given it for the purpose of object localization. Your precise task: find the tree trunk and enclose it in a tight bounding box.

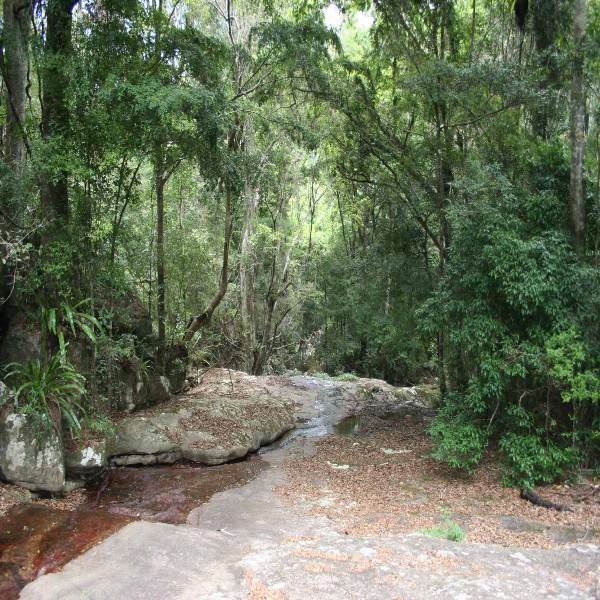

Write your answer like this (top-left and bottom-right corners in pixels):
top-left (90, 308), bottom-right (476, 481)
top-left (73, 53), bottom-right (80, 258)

top-left (252, 194), bottom-right (291, 375)
top-left (2, 0), bottom-right (31, 165)
top-left (41, 0), bottom-right (77, 230)
top-left (530, 0), bottom-right (562, 139)
top-left (240, 187), bottom-right (258, 371)
top-left (569, 0), bottom-right (587, 255)
top-left (183, 184), bottom-right (233, 342)
top-left (155, 150), bottom-right (166, 374)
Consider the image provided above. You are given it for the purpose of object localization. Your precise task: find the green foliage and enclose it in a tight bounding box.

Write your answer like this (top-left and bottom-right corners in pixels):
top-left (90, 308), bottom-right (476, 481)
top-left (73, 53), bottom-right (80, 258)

top-left (5, 354), bottom-right (86, 436)
top-left (334, 372), bottom-right (359, 381)
top-left (41, 300), bottom-right (101, 358)
top-left (420, 516), bottom-right (466, 542)
top-left (546, 329), bottom-right (600, 407)
top-left (2, 0), bottom-right (599, 492)
top-left (79, 413), bottom-right (117, 440)
top-left (429, 411), bottom-right (487, 473)
top-left (420, 153), bottom-right (600, 485)
top-left (499, 433), bottom-right (577, 490)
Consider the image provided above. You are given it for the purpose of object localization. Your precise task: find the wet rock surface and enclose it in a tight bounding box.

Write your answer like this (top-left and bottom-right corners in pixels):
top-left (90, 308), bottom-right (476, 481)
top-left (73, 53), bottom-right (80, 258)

top-left (92, 459), bottom-right (266, 523)
top-left (0, 459), bottom-right (267, 598)
top-left (0, 504), bottom-right (131, 599)
top-left (5, 371), bottom-right (599, 599)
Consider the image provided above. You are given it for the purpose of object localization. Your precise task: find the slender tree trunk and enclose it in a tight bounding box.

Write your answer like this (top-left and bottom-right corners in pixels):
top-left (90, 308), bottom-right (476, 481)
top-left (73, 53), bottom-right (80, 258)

top-left (336, 192), bottom-right (349, 257)
top-left (183, 184), bottom-right (233, 341)
top-left (240, 187), bottom-right (258, 371)
top-left (2, 0), bottom-right (31, 165)
top-left (530, 0), bottom-right (561, 139)
top-left (155, 150), bottom-right (166, 374)
top-left (41, 0), bottom-right (77, 230)
top-left (252, 195), bottom-right (291, 375)
top-left (569, 0), bottom-right (587, 255)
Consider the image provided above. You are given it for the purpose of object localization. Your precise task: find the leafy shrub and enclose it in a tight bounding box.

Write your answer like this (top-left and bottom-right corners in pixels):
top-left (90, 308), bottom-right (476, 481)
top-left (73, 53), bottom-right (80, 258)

top-left (429, 412), bottom-right (487, 473)
top-left (419, 156), bottom-right (600, 485)
top-left (546, 328), bottom-right (600, 407)
top-left (5, 354), bottom-right (86, 435)
top-left (499, 432), bottom-right (577, 489)
top-left (41, 300), bottom-right (100, 357)
top-left (78, 413), bottom-right (117, 440)
top-left (334, 372), bottom-right (359, 381)
top-left (310, 371), bottom-right (332, 380)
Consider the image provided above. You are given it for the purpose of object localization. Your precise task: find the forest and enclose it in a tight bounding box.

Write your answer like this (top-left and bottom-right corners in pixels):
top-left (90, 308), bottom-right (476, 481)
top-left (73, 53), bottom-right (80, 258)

top-left (1, 0), bottom-right (599, 495)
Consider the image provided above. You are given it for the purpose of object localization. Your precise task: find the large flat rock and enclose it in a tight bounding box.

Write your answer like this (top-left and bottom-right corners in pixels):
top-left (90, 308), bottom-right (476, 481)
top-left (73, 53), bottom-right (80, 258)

top-left (20, 472), bottom-right (600, 600)
top-left (111, 369), bottom-right (296, 466)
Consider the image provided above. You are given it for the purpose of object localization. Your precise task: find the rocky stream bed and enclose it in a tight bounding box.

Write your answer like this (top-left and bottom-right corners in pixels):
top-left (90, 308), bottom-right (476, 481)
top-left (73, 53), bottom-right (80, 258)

top-left (1, 369), bottom-right (599, 599)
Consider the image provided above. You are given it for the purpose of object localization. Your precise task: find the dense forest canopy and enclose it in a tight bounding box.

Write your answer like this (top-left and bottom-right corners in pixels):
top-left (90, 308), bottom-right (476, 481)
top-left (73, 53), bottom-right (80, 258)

top-left (1, 0), bottom-right (599, 488)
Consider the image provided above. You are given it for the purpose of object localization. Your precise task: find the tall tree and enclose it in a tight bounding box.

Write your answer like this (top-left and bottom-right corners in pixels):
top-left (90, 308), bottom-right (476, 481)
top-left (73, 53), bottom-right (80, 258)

top-left (569, 0), bottom-right (587, 255)
top-left (41, 0), bottom-right (78, 231)
top-left (2, 0), bottom-right (32, 165)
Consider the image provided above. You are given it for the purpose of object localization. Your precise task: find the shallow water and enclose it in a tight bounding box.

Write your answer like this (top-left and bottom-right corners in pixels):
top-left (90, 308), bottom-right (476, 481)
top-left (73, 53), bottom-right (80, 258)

top-left (0, 457), bottom-right (266, 598)
top-left (334, 411), bottom-right (414, 435)
top-left (0, 504), bottom-right (130, 599)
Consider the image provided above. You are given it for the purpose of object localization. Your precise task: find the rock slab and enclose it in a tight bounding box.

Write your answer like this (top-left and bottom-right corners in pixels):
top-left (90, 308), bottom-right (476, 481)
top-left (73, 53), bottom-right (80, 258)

top-left (111, 369), bottom-right (296, 466)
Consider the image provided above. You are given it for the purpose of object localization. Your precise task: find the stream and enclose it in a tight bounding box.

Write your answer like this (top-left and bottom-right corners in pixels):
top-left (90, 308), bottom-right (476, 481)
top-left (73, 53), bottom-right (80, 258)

top-left (4, 376), bottom-right (595, 600)
top-left (0, 381), bottom-right (357, 599)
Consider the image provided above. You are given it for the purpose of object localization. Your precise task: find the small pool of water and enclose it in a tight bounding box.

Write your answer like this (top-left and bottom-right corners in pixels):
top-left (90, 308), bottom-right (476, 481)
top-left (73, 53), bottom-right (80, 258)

top-left (334, 411), bottom-right (420, 436)
top-left (334, 415), bottom-right (363, 435)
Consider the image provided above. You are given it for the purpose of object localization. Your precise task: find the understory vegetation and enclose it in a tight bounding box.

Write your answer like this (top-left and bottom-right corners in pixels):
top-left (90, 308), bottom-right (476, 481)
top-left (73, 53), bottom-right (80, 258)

top-left (1, 0), bottom-right (599, 489)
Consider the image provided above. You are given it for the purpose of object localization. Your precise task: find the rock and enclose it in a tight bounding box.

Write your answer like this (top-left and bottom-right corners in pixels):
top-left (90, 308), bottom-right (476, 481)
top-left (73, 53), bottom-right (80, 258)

top-left (110, 369), bottom-right (295, 466)
top-left (0, 380), bottom-right (13, 405)
top-left (64, 438), bottom-right (112, 480)
top-left (143, 375), bottom-right (171, 406)
top-left (165, 344), bottom-right (188, 393)
top-left (113, 411), bottom-right (183, 456)
top-left (115, 361), bottom-right (146, 413)
top-left (0, 412), bottom-right (65, 492)
top-left (109, 291), bottom-right (153, 339)
top-left (116, 366), bottom-right (171, 413)
top-left (62, 479), bottom-right (85, 493)
top-left (0, 311), bottom-right (41, 365)
top-left (111, 451), bottom-right (182, 466)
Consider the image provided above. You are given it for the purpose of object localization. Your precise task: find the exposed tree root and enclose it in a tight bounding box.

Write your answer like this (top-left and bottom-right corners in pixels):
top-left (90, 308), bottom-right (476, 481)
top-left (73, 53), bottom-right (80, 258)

top-left (520, 488), bottom-right (572, 512)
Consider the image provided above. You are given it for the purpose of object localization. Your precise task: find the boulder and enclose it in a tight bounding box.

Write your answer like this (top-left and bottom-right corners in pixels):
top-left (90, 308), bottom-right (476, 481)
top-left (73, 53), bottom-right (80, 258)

top-left (109, 291), bottom-right (153, 340)
top-left (116, 366), bottom-right (171, 414)
top-left (143, 375), bottom-right (171, 406)
top-left (0, 412), bottom-right (65, 492)
top-left (64, 438), bottom-right (112, 480)
top-left (113, 411), bottom-right (183, 456)
top-left (165, 344), bottom-right (188, 393)
top-left (0, 311), bottom-right (41, 365)
top-left (116, 362), bottom-right (146, 413)
top-left (111, 370), bottom-right (295, 466)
